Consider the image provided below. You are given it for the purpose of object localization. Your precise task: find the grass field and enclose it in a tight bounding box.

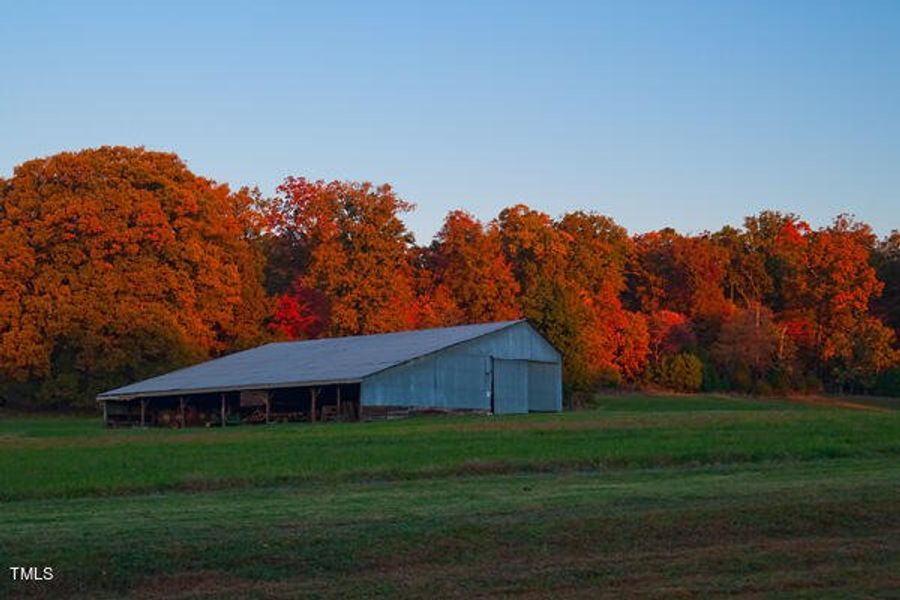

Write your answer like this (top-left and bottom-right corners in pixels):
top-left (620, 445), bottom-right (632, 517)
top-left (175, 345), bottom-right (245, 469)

top-left (1, 394), bottom-right (898, 599)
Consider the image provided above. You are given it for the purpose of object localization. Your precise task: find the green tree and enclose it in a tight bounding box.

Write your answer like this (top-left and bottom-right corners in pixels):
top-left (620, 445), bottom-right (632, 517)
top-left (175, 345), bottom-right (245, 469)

top-left (496, 206), bottom-right (591, 386)
top-left (655, 353), bottom-right (704, 392)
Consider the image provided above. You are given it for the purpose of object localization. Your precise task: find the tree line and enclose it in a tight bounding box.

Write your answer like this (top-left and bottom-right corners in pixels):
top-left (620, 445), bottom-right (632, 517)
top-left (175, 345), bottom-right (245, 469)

top-left (1, 147), bottom-right (898, 408)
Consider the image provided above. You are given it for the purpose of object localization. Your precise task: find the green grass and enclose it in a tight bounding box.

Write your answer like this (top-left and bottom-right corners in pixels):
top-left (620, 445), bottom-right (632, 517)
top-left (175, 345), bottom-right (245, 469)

top-left (1, 394), bottom-right (898, 598)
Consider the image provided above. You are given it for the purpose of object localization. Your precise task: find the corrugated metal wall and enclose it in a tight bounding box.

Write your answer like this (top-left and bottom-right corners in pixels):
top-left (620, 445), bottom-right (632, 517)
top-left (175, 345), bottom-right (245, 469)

top-left (493, 359), bottom-right (529, 413)
top-left (527, 361), bottom-right (562, 412)
top-left (361, 322), bottom-right (562, 413)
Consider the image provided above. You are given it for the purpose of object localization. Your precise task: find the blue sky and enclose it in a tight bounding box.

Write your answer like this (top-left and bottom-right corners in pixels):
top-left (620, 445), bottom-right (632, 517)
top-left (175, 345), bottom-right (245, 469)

top-left (2, 0), bottom-right (898, 241)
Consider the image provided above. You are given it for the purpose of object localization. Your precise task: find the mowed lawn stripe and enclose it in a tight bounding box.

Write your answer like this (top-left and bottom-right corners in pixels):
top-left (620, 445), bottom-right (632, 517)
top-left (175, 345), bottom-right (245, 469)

top-left (1, 402), bottom-right (898, 501)
top-left (1, 457), bottom-right (897, 599)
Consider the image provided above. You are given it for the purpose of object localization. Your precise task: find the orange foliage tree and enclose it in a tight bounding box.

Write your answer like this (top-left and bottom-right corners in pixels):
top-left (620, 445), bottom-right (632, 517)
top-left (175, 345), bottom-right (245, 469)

top-left (496, 205), bottom-right (649, 388)
top-left (416, 210), bottom-right (520, 327)
top-left (4, 146), bottom-right (898, 404)
top-left (629, 229), bottom-right (733, 347)
top-left (873, 231), bottom-right (900, 337)
top-left (496, 205), bottom-right (593, 387)
top-left (0, 147), bottom-right (269, 407)
top-left (264, 178), bottom-right (418, 338)
top-left (805, 216), bottom-right (897, 389)
top-left (556, 211), bottom-right (649, 381)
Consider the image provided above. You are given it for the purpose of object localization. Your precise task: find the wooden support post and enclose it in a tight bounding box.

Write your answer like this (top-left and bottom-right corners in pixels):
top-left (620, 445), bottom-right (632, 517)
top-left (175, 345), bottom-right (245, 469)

top-left (335, 385), bottom-right (342, 422)
top-left (357, 399), bottom-right (363, 422)
top-left (102, 401), bottom-right (108, 428)
top-left (220, 393), bottom-right (226, 428)
top-left (310, 388), bottom-right (317, 423)
top-left (265, 393), bottom-right (270, 425)
top-left (140, 399), bottom-right (146, 427)
top-left (179, 397), bottom-right (185, 428)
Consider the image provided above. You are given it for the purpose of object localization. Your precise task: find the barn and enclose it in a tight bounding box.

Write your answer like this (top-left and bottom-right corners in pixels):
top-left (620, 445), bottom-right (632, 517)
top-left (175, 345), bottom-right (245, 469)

top-left (97, 320), bottom-right (562, 427)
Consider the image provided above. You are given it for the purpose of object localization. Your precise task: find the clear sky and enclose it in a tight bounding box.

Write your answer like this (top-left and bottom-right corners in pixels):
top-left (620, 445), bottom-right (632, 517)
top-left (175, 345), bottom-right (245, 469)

top-left (2, 0), bottom-right (898, 241)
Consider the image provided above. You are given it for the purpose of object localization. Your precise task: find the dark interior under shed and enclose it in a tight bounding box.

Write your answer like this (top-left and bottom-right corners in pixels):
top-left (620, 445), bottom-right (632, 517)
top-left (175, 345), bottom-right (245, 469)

top-left (102, 383), bottom-right (362, 428)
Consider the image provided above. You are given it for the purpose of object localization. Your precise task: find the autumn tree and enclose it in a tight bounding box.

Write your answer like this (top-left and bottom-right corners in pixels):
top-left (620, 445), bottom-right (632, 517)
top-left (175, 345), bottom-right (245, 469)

top-left (416, 210), bottom-right (520, 327)
top-left (264, 178), bottom-right (418, 338)
top-left (733, 212), bottom-right (814, 367)
top-left (496, 205), bottom-right (588, 383)
top-left (268, 284), bottom-right (330, 339)
top-left (6, 146), bottom-right (896, 405)
top-left (711, 305), bottom-right (779, 387)
top-left (646, 310), bottom-right (696, 361)
top-left (739, 211), bottom-right (811, 312)
top-left (629, 229), bottom-right (732, 347)
top-left (654, 352), bottom-right (704, 392)
top-left (872, 231), bottom-right (900, 337)
top-left (556, 211), bottom-right (630, 301)
top-left (628, 229), bottom-right (729, 318)
top-left (523, 277), bottom-right (597, 388)
top-left (806, 216), bottom-right (896, 389)
top-left (625, 229), bottom-right (678, 314)
top-left (826, 317), bottom-right (898, 392)
top-left (713, 224), bottom-right (770, 309)
top-left (496, 205), bottom-right (648, 387)
top-left (608, 310), bottom-right (651, 381)
top-left (495, 205), bottom-right (604, 386)
top-left (0, 147), bottom-right (269, 407)
top-left (556, 211), bottom-right (649, 380)
top-left (496, 205), bottom-right (568, 292)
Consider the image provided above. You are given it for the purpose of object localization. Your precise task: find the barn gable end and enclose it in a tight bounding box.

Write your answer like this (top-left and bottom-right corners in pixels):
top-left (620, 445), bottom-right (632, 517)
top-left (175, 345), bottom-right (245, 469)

top-left (362, 321), bottom-right (562, 414)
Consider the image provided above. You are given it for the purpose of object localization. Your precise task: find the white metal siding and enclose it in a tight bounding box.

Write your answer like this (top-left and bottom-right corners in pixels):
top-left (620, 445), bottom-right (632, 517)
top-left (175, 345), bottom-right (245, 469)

top-left (493, 359), bottom-right (529, 414)
top-left (361, 354), bottom-right (490, 409)
top-left (361, 321), bottom-right (562, 413)
top-left (527, 361), bottom-right (562, 411)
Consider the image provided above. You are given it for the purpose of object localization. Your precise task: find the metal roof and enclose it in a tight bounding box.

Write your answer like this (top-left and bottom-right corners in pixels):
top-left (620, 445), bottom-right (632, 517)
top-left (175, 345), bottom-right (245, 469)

top-left (98, 320), bottom-right (523, 400)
